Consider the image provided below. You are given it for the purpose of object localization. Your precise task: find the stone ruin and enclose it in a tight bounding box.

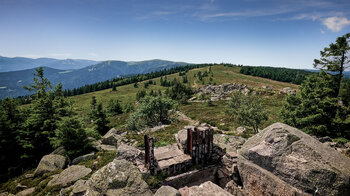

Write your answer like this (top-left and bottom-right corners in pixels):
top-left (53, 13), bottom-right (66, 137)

top-left (143, 126), bottom-right (214, 176)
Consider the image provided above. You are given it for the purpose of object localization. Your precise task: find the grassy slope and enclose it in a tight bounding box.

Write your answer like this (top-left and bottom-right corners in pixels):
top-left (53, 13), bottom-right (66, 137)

top-left (70, 65), bottom-right (296, 136)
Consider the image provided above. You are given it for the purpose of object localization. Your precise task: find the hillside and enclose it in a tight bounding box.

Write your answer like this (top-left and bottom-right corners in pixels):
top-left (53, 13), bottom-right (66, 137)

top-left (70, 65), bottom-right (297, 134)
top-left (0, 59), bottom-right (188, 99)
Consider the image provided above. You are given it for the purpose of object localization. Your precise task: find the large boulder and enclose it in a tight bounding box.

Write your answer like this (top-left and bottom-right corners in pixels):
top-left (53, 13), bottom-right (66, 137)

top-left (154, 186), bottom-right (180, 196)
top-left (239, 122), bottom-right (350, 196)
top-left (47, 165), bottom-right (91, 187)
top-left (87, 159), bottom-right (152, 195)
top-left (179, 181), bottom-right (232, 196)
top-left (101, 128), bottom-right (121, 146)
top-left (34, 154), bottom-right (67, 177)
top-left (116, 144), bottom-right (143, 164)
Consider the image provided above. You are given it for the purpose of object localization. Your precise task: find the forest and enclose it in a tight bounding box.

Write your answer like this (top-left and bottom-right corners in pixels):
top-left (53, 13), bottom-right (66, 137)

top-left (239, 66), bottom-right (312, 84)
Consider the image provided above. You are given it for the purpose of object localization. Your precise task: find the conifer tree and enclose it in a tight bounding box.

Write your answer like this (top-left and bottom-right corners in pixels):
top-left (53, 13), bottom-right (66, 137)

top-left (281, 72), bottom-right (350, 138)
top-left (21, 67), bottom-right (57, 163)
top-left (314, 33), bottom-right (350, 97)
top-left (0, 98), bottom-right (24, 181)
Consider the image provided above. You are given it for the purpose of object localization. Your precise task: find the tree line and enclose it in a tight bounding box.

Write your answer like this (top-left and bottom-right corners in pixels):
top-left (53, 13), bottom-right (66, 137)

top-left (239, 66), bottom-right (312, 85)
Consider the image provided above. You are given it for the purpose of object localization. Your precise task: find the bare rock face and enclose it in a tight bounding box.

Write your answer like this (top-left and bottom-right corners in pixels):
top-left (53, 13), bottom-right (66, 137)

top-left (34, 154), bottom-right (67, 177)
top-left (86, 159), bottom-right (152, 196)
top-left (154, 186), bottom-right (181, 196)
top-left (238, 122), bottom-right (350, 196)
top-left (47, 165), bottom-right (91, 187)
top-left (179, 181), bottom-right (232, 196)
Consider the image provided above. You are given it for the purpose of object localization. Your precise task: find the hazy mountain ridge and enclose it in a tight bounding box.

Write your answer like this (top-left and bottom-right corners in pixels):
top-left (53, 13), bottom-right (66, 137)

top-left (0, 59), bottom-right (188, 99)
top-left (0, 56), bottom-right (98, 72)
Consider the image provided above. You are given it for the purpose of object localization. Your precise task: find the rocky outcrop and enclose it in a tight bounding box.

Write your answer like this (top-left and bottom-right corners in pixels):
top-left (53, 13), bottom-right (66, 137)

top-left (192, 83), bottom-right (250, 101)
top-left (238, 122), bottom-right (350, 196)
top-left (71, 152), bottom-right (95, 165)
top-left (281, 87), bottom-right (296, 95)
top-left (85, 159), bottom-right (152, 195)
top-left (179, 181), bottom-right (232, 196)
top-left (47, 165), bottom-right (91, 187)
top-left (154, 186), bottom-right (180, 196)
top-left (34, 154), bottom-right (67, 177)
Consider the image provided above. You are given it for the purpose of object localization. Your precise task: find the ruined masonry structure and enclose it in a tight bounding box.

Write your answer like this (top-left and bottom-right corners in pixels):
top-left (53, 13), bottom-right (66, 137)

top-left (144, 126), bottom-right (214, 175)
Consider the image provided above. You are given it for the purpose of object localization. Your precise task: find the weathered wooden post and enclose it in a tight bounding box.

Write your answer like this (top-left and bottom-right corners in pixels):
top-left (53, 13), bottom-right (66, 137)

top-left (144, 135), bottom-right (155, 174)
top-left (187, 128), bottom-right (192, 154)
top-left (144, 135), bottom-right (150, 165)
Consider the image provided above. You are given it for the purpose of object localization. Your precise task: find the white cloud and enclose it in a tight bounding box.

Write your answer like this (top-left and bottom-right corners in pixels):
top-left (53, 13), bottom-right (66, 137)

top-left (322, 16), bottom-right (350, 32)
top-left (320, 29), bottom-right (325, 34)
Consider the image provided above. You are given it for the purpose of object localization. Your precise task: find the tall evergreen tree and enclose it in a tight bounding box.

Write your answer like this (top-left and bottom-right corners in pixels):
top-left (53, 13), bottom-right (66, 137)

top-left (89, 97), bottom-right (109, 135)
top-left (21, 67), bottom-right (57, 164)
top-left (314, 33), bottom-right (350, 97)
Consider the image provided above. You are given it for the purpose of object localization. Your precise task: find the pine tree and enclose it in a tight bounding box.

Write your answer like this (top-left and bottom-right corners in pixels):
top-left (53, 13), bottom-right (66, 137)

top-left (94, 103), bottom-right (110, 135)
top-left (21, 67), bottom-right (57, 163)
top-left (0, 98), bottom-right (24, 181)
top-left (281, 72), bottom-right (350, 138)
top-left (89, 97), bottom-right (109, 135)
top-left (106, 98), bottom-right (123, 116)
top-left (50, 117), bottom-right (91, 158)
top-left (314, 33), bottom-right (350, 97)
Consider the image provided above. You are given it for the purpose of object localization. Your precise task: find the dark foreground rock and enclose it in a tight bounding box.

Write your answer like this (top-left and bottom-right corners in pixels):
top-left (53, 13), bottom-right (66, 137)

top-left (238, 122), bottom-right (350, 196)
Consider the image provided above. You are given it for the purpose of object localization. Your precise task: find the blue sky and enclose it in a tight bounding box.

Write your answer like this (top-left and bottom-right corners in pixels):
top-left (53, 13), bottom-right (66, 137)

top-left (1, 0), bottom-right (350, 69)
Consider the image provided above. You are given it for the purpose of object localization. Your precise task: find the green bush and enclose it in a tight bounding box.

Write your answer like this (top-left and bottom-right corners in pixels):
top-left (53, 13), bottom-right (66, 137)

top-left (127, 96), bottom-right (176, 131)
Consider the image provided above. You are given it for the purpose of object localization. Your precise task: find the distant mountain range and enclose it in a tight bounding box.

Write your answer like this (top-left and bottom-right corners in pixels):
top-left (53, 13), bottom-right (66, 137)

top-left (0, 58), bottom-right (188, 99)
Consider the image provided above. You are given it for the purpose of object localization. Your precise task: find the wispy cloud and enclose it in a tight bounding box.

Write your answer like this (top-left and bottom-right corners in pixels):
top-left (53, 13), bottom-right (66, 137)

top-left (197, 8), bottom-right (293, 21)
top-left (322, 16), bottom-right (350, 32)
